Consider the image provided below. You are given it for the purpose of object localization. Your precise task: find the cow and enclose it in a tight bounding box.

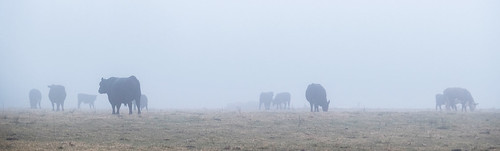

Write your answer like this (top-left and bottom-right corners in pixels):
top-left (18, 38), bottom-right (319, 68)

top-left (259, 92), bottom-right (273, 110)
top-left (48, 85), bottom-right (66, 111)
top-left (98, 76), bottom-right (141, 114)
top-left (29, 89), bottom-right (42, 109)
top-left (435, 93), bottom-right (447, 111)
top-left (78, 93), bottom-right (97, 109)
top-left (132, 94), bottom-right (148, 111)
top-left (443, 87), bottom-right (477, 112)
top-left (305, 83), bottom-right (330, 112)
top-left (273, 92), bottom-right (291, 110)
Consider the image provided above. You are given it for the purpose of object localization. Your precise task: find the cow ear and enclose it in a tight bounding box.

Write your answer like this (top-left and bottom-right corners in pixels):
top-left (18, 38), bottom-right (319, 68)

top-left (101, 77), bottom-right (104, 81)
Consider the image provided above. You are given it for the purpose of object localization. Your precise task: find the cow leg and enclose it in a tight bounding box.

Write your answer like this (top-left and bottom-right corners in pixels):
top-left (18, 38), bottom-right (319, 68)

top-left (136, 100), bottom-right (141, 114)
top-left (128, 102), bottom-right (133, 114)
top-left (111, 104), bottom-right (116, 114)
top-left (56, 103), bottom-right (60, 111)
top-left (52, 102), bottom-right (55, 111)
top-left (116, 103), bottom-right (121, 114)
top-left (61, 102), bottom-right (64, 111)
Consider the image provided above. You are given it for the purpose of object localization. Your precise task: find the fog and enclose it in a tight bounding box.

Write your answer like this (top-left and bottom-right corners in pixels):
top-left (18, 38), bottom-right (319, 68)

top-left (1, 1), bottom-right (499, 110)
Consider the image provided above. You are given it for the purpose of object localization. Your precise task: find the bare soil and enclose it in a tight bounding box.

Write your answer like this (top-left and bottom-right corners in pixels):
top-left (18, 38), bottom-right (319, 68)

top-left (0, 109), bottom-right (499, 151)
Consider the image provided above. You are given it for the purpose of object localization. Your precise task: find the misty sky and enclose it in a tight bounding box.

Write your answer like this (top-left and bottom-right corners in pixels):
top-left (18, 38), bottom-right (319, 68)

top-left (1, 1), bottom-right (499, 110)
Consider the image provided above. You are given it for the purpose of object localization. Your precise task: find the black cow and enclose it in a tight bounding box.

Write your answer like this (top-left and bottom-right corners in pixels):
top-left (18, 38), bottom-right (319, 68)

top-left (78, 93), bottom-right (97, 109)
top-left (259, 92), bottom-right (273, 110)
top-left (435, 93), bottom-right (446, 111)
top-left (48, 85), bottom-right (66, 111)
top-left (443, 87), bottom-right (477, 112)
top-left (29, 89), bottom-right (42, 109)
top-left (273, 92), bottom-right (291, 110)
top-left (132, 94), bottom-right (148, 111)
top-left (98, 76), bottom-right (141, 114)
top-left (305, 83), bottom-right (330, 112)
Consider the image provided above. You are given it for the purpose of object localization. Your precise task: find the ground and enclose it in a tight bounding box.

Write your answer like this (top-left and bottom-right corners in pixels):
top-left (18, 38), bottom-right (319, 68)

top-left (0, 109), bottom-right (499, 151)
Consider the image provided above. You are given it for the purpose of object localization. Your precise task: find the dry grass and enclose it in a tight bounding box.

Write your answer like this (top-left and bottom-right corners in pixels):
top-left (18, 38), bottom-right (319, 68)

top-left (0, 109), bottom-right (499, 151)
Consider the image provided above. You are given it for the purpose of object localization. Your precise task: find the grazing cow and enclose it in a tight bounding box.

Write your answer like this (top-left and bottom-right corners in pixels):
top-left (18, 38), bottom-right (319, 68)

top-left (48, 85), bottom-right (66, 111)
top-left (305, 83), bottom-right (330, 112)
top-left (435, 93), bottom-right (447, 111)
top-left (259, 92), bottom-right (274, 110)
top-left (273, 92), bottom-right (291, 110)
top-left (132, 94), bottom-right (148, 111)
top-left (98, 76), bottom-right (141, 114)
top-left (443, 87), bottom-right (477, 112)
top-left (78, 93), bottom-right (97, 109)
top-left (29, 89), bottom-right (42, 109)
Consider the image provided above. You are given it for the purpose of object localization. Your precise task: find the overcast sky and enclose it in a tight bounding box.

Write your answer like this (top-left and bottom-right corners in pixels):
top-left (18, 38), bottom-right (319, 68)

top-left (1, 0), bottom-right (499, 110)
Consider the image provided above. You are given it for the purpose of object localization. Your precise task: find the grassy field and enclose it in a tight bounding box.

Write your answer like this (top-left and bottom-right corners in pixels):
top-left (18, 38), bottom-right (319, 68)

top-left (0, 109), bottom-right (499, 151)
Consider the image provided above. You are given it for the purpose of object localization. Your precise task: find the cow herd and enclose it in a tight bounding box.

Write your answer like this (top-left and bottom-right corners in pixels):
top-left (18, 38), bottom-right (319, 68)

top-left (260, 83), bottom-right (331, 112)
top-left (29, 76), bottom-right (479, 114)
top-left (435, 87), bottom-right (478, 112)
top-left (259, 92), bottom-right (291, 110)
top-left (260, 84), bottom-right (478, 112)
top-left (28, 76), bottom-right (148, 114)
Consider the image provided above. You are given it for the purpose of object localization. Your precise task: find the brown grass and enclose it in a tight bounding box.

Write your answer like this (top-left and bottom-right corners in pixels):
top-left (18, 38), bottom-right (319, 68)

top-left (0, 109), bottom-right (499, 151)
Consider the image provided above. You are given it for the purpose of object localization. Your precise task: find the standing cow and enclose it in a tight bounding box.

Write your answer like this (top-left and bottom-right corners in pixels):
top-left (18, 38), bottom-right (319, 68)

top-left (78, 93), bottom-right (97, 109)
top-left (132, 94), bottom-right (148, 111)
top-left (435, 93), bottom-right (447, 111)
top-left (443, 87), bottom-right (477, 112)
top-left (305, 83), bottom-right (330, 112)
top-left (273, 92), bottom-right (291, 110)
top-left (29, 89), bottom-right (42, 109)
top-left (259, 92), bottom-right (274, 110)
top-left (98, 76), bottom-right (141, 114)
top-left (48, 85), bottom-right (66, 111)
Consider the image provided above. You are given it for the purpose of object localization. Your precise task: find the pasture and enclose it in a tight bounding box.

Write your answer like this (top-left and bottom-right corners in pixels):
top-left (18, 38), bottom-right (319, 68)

top-left (0, 109), bottom-right (499, 150)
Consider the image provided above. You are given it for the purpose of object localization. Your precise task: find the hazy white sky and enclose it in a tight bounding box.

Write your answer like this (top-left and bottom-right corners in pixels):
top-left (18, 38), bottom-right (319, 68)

top-left (1, 0), bottom-right (499, 109)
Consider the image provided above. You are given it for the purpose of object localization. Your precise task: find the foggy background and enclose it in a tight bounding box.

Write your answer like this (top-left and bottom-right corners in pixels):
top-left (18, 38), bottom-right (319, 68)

top-left (1, 1), bottom-right (499, 110)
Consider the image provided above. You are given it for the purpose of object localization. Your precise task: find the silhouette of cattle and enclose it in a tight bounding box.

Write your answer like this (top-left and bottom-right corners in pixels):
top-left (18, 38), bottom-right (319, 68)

top-left (78, 93), bottom-right (97, 109)
top-left (98, 76), bottom-right (141, 114)
top-left (443, 87), bottom-right (477, 112)
top-left (132, 94), bottom-right (148, 111)
top-left (306, 83), bottom-right (330, 112)
top-left (259, 92), bottom-right (273, 110)
top-left (29, 89), bottom-right (42, 109)
top-left (48, 85), bottom-right (66, 111)
top-left (273, 92), bottom-right (291, 110)
top-left (435, 93), bottom-right (447, 111)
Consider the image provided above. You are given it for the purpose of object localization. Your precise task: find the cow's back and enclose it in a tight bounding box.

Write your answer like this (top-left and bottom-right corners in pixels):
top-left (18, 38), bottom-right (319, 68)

top-left (443, 87), bottom-right (474, 103)
top-left (260, 92), bottom-right (273, 103)
top-left (78, 93), bottom-right (97, 103)
top-left (275, 92), bottom-right (291, 102)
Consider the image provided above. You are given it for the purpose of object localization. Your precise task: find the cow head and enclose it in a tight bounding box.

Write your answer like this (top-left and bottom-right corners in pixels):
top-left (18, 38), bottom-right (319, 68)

top-left (321, 100), bottom-right (331, 112)
top-left (98, 78), bottom-right (109, 94)
top-left (470, 103), bottom-right (478, 112)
